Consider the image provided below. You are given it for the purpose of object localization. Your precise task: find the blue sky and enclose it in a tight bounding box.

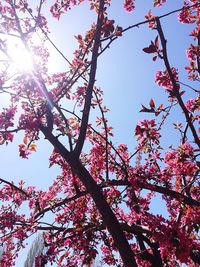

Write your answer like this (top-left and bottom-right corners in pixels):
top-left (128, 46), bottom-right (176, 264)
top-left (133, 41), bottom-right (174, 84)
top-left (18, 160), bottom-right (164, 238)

top-left (0, 1), bottom-right (197, 266)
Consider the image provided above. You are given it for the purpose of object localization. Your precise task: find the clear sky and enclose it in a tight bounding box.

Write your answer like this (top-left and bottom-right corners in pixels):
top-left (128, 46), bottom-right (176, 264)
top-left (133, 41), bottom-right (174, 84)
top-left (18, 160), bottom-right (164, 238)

top-left (0, 1), bottom-right (197, 266)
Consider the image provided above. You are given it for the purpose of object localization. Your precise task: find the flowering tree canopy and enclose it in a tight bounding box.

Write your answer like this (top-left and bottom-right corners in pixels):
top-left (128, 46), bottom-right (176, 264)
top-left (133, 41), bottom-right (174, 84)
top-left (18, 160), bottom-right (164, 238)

top-left (0, 0), bottom-right (199, 266)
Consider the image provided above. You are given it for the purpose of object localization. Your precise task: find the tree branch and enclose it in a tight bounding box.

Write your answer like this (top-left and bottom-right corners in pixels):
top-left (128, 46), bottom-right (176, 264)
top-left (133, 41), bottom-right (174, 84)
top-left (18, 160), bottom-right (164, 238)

top-left (74, 1), bottom-right (105, 157)
top-left (0, 178), bottom-right (30, 198)
top-left (40, 126), bottom-right (138, 267)
top-left (156, 17), bottom-right (200, 148)
top-left (106, 179), bottom-right (200, 206)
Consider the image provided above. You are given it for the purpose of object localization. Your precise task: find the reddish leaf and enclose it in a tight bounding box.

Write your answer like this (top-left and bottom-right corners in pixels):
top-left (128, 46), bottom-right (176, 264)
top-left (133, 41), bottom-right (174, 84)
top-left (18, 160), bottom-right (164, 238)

top-left (153, 56), bottom-right (157, 61)
top-left (149, 98), bottom-right (155, 108)
top-left (158, 104), bottom-right (164, 110)
top-left (140, 104), bottom-right (155, 113)
top-left (143, 44), bottom-right (157, 54)
top-left (140, 104), bottom-right (149, 112)
top-left (179, 90), bottom-right (185, 96)
top-left (155, 36), bottom-right (159, 48)
top-left (185, 66), bottom-right (191, 70)
top-left (23, 136), bottom-right (29, 145)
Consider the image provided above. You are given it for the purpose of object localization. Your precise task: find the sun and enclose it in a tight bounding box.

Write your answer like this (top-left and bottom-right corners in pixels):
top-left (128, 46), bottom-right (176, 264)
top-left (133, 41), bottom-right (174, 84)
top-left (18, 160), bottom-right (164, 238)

top-left (0, 31), bottom-right (61, 77)
top-left (7, 41), bottom-right (34, 73)
top-left (0, 33), bottom-right (47, 75)
top-left (0, 35), bottom-right (35, 75)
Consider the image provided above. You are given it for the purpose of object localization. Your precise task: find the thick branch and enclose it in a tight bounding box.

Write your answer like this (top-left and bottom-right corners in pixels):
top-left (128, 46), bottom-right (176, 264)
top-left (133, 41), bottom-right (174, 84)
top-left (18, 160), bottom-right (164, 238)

top-left (35, 175), bottom-right (200, 221)
top-left (139, 181), bottom-right (200, 206)
top-left (106, 180), bottom-right (200, 206)
top-left (156, 17), bottom-right (200, 148)
top-left (40, 126), bottom-right (137, 267)
top-left (74, 1), bottom-right (104, 157)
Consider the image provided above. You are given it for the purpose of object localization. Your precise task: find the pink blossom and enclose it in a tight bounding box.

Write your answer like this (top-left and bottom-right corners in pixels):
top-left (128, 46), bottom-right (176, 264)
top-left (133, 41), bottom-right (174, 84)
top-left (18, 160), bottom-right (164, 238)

top-left (186, 44), bottom-right (199, 61)
top-left (135, 119), bottom-right (160, 146)
top-left (164, 143), bottom-right (198, 176)
top-left (124, 0), bottom-right (135, 12)
top-left (178, 5), bottom-right (196, 24)
top-left (185, 98), bottom-right (196, 112)
top-left (155, 67), bottom-right (180, 90)
top-left (153, 0), bottom-right (166, 7)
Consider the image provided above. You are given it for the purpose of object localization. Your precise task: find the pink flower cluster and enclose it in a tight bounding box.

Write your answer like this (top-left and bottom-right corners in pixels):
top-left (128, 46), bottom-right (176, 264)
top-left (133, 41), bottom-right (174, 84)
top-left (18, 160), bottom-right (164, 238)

top-left (135, 119), bottom-right (160, 147)
top-left (50, 0), bottom-right (85, 19)
top-left (185, 98), bottom-right (196, 112)
top-left (186, 44), bottom-right (200, 61)
top-left (155, 67), bottom-right (180, 90)
top-left (0, 106), bottom-right (16, 130)
top-left (164, 143), bottom-right (198, 176)
top-left (153, 0), bottom-right (166, 7)
top-left (124, 0), bottom-right (135, 12)
top-left (178, 5), bottom-right (195, 24)
top-left (177, 1), bottom-right (200, 79)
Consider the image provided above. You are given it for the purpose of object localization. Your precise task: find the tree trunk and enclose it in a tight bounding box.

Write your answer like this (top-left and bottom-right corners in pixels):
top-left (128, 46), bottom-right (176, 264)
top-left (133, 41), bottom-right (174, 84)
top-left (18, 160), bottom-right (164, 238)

top-left (41, 128), bottom-right (138, 267)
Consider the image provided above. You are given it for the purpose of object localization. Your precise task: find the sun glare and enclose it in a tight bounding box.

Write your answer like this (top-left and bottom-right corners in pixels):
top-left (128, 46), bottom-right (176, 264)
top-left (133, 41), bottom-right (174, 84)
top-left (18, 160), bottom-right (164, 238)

top-left (0, 32), bottom-right (61, 76)
top-left (0, 33), bottom-right (44, 75)
top-left (8, 42), bottom-right (34, 73)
